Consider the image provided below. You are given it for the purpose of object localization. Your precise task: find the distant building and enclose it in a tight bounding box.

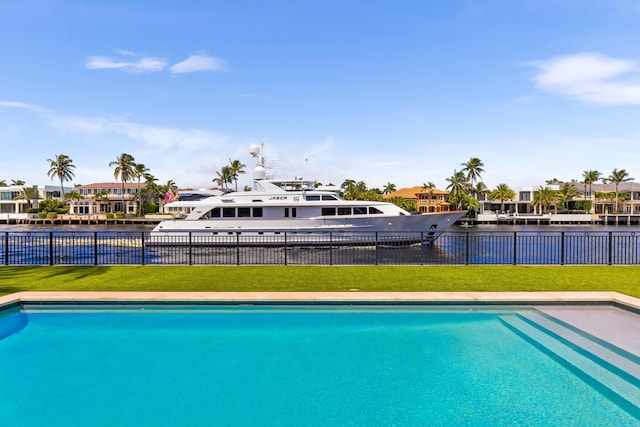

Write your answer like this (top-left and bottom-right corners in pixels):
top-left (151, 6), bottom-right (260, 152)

top-left (72, 182), bottom-right (145, 215)
top-left (0, 185), bottom-right (71, 218)
top-left (384, 186), bottom-right (452, 212)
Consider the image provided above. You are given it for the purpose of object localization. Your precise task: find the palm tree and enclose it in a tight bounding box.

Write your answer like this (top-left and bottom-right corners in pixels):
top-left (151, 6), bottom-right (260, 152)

top-left (11, 179), bottom-right (25, 186)
top-left (228, 159), bottom-right (247, 191)
top-left (604, 168), bottom-right (633, 213)
top-left (382, 182), bottom-right (396, 195)
top-left (214, 165), bottom-right (234, 190)
top-left (109, 153), bottom-right (136, 214)
top-left (532, 186), bottom-right (558, 214)
top-left (556, 182), bottom-right (580, 211)
top-left (47, 154), bottom-right (76, 197)
top-left (445, 170), bottom-right (468, 210)
top-left (489, 183), bottom-right (515, 214)
top-left (133, 163), bottom-right (150, 216)
top-left (581, 169), bottom-right (601, 213)
top-left (0, 180), bottom-right (7, 187)
top-left (461, 157), bottom-right (484, 194)
top-left (14, 186), bottom-right (40, 212)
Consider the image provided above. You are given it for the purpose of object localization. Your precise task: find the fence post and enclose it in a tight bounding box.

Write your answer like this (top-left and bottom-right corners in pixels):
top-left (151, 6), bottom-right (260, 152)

top-left (513, 232), bottom-right (517, 265)
top-left (4, 232), bottom-right (8, 265)
top-left (330, 232), bottom-right (333, 266)
top-left (608, 231), bottom-right (613, 265)
top-left (465, 231), bottom-right (470, 265)
top-left (560, 231), bottom-right (565, 265)
top-left (235, 232), bottom-right (240, 266)
top-left (375, 232), bottom-right (379, 266)
top-left (141, 232), bottom-right (145, 265)
top-left (284, 233), bottom-right (288, 266)
top-left (94, 232), bottom-right (98, 265)
top-left (49, 231), bottom-right (53, 266)
top-left (189, 232), bottom-right (193, 266)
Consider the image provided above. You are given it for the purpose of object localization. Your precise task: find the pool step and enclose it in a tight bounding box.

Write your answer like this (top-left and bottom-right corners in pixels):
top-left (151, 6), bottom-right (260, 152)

top-left (518, 311), bottom-right (640, 384)
top-left (500, 315), bottom-right (640, 418)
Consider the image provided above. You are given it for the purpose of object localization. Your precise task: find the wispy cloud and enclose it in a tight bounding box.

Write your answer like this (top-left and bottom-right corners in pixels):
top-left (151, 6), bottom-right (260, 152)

top-left (170, 54), bottom-right (228, 73)
top-left (85, 51), bottom-right (229, 75)
top-left (85, 51), bottom-right (168, 73)
top-left (0, 101), bottom-right (51, 113)
top-left (530, 52), bottom-right (640, 105)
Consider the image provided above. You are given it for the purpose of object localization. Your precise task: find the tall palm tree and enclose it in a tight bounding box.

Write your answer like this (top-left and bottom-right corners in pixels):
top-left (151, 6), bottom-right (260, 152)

top-left (532, 186), bottom-right (558, 214)
top-left (133, 163), bottom-right (150, 216)
top-left (461, 157), bottom-right (484, 194)
top-left (214, 165), bottom-right (234, 190)
top-left (228, 159), bottom-right (247, 191)
top-left (11, 179), bottom-right (25, 186)
top-left (445, 170), bottom-right (468, 210)
top-left (0, 180), bottom-right (7, 187)
top-left (382, 182), bottom-right (396, 195)
top-left (47, 154), bottom-right (76, 197)
top-left (580, 169), bottom-right (601, 213)
top-left (109, 153), bottom-right (136, 214)
top-left (604, 168), bottom-right (633, 213)
top-left (489, 183), bottom-right (515, 214)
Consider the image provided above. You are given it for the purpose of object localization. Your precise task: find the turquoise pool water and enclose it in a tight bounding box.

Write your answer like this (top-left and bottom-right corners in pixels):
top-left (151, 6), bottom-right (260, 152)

top-left (0, 304), bottom-right (638, 426)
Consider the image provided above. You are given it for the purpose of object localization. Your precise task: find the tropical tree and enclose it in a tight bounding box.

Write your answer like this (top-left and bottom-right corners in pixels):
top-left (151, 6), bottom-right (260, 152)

top-left (11, 179), bottom-right (25, 186)
top-left (0, 180), bottom-right (7, 187)
top-left (604, 168), bottom-right (633, 213)
top-left (133, 163), bottom-right (150, 216)
top-left (382, 182), bottom-right (396, 195)
top-left (228, 159), bottom-right (247, 191)
top-left (47, 154), bottom-right (76, 197)
top-left (489, 183), bottom-right (515, 214)
top-left (445, 170), bottom-right (468, 210)
top-left (556, 182), bottom-right (580, 211)
top-left (533, 186), bottom-right (558, 214)
top-left (109, 153), bottom-right (136, 214)
top-left (214, 165), bottom-right (234, 190)
top-left (461, 157), bottom-right (484, 194)
top-left (14, 186), bottom-right (40, 212)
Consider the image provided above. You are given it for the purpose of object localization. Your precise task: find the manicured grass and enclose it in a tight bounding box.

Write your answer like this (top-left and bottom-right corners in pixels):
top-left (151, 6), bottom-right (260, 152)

top-left (1, 265), bottom-right (639, 297)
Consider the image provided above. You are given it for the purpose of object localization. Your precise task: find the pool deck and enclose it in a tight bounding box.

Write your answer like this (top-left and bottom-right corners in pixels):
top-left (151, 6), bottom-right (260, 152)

top-left (2, 291), bottom-right (639, 357)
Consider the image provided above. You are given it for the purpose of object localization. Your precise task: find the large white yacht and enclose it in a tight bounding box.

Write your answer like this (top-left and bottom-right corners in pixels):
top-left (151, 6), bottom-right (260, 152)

top-left (149, 145), bottom-right (466, 245)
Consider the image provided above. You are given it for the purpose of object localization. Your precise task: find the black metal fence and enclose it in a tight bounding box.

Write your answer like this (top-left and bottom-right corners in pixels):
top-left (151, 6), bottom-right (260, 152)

top-left (2, 230), bottom-right (640, 266)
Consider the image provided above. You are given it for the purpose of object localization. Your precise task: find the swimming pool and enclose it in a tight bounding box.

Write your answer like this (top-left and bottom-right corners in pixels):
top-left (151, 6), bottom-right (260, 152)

top-left (1, 296), bottom-right (639, 426)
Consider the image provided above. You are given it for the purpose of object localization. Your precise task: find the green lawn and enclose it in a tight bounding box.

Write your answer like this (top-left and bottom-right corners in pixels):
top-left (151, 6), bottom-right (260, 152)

top-left (1, 265), bottom-right (639, 297)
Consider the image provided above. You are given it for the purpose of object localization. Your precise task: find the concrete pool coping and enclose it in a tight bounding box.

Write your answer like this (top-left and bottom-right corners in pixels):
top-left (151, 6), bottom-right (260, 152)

top-left (1, 291), bottom-right (639, 309)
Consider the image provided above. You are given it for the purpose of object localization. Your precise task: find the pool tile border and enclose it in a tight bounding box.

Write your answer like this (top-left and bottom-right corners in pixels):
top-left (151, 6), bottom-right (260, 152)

top-left (1, 291), bottom-right (639, 312)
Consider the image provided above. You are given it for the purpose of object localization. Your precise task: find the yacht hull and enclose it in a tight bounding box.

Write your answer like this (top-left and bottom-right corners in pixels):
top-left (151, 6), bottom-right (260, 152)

top-left (148, 211), bottom-right (466, 247)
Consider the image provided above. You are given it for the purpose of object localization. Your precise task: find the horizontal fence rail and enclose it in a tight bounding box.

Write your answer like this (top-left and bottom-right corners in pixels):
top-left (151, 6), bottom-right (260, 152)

top-left (1, 230), bottom-right (640, 266)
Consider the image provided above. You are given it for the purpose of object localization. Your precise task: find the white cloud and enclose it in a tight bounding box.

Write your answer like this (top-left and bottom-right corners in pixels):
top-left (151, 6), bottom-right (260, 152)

top-left (85, 53), bottom-right (167, 73)
top-left (170, 54), bottom-right (228, 73)
top-left (0, 101), bottom-right (51, 113)
top-left (531, 52), bottom-right (640, 104)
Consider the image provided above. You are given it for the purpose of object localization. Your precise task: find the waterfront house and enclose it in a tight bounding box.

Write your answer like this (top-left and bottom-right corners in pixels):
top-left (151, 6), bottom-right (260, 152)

top-left (72, 182), bottom-right (145, 216)
top-left (383, 186), bottom-right (452, 213)
top-left (0, 184), bottom-right (71, 220)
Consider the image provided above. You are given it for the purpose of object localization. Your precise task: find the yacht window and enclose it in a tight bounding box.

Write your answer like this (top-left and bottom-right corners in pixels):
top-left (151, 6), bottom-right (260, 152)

top-left (211, 208), bottom-right (221, 218)
top-left (337, 207), bottom-right (351, 215)
top-left (252, 199), bottom-right (263, 202)
top-left (321, 207), bottom-right (336, 216)
top-left (284, 207), bottom-right (298, 218)
top-left (238, 207), bottom-right (251, 217)
top-left (253, 207), bottom-right (263, 217)
top-left (353, 207), bottom-right (367, 215)
top-left (368, 207), bottom-right (383, 214)
top-left (322, 195), bottom-right (338, 200)
top-left (305, 195), bottom-right (320, 201)
top-left (223, 207), bottom-right (235, 218)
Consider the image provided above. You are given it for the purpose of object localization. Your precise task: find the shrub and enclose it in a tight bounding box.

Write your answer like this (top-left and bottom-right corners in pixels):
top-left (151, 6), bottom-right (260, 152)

top-left (105, 212), bottom-right (115, 219)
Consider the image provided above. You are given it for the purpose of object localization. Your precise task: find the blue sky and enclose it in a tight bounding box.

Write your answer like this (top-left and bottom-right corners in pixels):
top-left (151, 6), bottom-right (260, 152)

top-left (1, 0), bottom-right (640, 191)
